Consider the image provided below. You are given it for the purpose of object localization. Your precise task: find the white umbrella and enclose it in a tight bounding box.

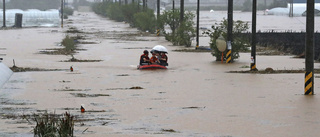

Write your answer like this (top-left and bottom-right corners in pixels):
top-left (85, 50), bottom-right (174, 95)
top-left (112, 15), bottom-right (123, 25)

top-left (152, 45), bottom-right (168, 53)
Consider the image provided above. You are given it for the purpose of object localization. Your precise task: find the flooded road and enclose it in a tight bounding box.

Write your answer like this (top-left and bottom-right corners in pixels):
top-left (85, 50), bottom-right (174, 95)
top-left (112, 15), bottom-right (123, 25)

top-left (1, 11), bottom-right (320, 137)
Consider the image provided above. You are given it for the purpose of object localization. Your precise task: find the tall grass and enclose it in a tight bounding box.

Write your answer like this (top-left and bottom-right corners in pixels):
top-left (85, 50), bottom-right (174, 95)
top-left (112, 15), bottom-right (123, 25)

top-left (33, 112), bottom-right (74, 137)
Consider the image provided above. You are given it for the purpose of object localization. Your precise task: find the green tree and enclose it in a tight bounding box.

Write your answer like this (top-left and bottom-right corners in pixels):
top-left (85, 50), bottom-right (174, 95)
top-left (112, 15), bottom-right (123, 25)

top-left (122, 3), bottom-right (141, 25)
top-left (133, 9), bottom-right (156, 33)
top-left (106, 3), bottom-right (125, 22)
top-left (158, 9), bottom-right (195, 46)
top-left (204, 19), bottom-right (250, 62)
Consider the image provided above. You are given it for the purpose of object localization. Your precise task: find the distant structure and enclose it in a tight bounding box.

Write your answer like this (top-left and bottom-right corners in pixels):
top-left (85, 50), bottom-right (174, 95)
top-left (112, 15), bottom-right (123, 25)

top-left (267, 0), bottom-right (320, 16)
top-left (0, 9), bottom-right (60, 27)
top-left (293, 0), bottom-right (320, 3)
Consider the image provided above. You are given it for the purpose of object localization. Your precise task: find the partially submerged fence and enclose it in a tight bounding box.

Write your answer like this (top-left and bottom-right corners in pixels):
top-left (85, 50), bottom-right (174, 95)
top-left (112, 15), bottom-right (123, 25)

top-left (239, 32), bottom-right (320, 59)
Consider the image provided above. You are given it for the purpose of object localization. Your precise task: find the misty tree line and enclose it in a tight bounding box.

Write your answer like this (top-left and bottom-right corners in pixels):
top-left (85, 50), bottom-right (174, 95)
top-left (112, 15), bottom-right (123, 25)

top-left (0, 0), bottom-right (90, 10)
top-left (1, 0), bottom-right (60, 10)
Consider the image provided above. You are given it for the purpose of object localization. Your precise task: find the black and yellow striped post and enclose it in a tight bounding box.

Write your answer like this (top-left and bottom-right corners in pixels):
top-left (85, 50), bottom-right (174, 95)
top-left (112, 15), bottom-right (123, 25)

top-left (226, 0), bottom-right (233, 64)
top-left (250, 57), bottom-right (256, 70)
top-left (156, 29), bottom-right (160, 36)
top-left (304, 0), bottom-right (314, 95)
top-left (226, 41), bottom-right (232, 63)
top-left (305, 72), bottom-right (313, 95)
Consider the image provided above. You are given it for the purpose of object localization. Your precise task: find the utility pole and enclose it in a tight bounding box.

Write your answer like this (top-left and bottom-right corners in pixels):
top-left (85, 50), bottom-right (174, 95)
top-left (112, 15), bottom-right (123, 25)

top-left (2, 0), bottom-right (6, 27)
top-left (196, 0), bottom-right (200, 49)
top-left (172, 0), bottom-right (175, 11)
top-left (289, 0), bottom-right (293, 17)
top-left (157, 0), bottom-right (160, 36)
top-left (264, 0), bottom-right (267, 15)
top-left (143, 0), bottom-right (146, 11)
top-left (251, 0), bottom-right (257, 71)
top-left (137, 0), bottom-right (140, 11)
top-left (180, 0), bottom-right (184, 23)
top-left (172, 0), bottom-right (175, 35)
top-left (226, 0), bottom-right (233, 63)
top-left (61, 0), bottom-right (64, 28)
top-left (305, 0), bottom-right (315, 95)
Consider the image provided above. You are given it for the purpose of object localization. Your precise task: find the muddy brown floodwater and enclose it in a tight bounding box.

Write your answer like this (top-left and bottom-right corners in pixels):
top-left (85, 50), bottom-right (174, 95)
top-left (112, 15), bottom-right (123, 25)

top-left (1, 11), bottom-right (320, 137)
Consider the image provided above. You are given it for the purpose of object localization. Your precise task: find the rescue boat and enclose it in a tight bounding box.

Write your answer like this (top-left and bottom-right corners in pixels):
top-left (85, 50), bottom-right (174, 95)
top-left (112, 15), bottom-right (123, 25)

top-left (137, 64), bottom-right (167, 70)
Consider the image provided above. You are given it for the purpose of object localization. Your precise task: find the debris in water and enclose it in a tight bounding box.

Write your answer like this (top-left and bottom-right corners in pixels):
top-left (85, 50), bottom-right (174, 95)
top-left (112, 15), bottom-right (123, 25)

top-left (161, 129), bottom-right (177, 133)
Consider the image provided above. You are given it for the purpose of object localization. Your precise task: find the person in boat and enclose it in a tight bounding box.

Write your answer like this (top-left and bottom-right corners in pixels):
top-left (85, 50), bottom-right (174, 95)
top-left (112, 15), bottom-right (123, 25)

top-left (159, 52), bottom-right (168, 66)
top-left (140, 50), bottom-right (150, 65)
top-left (150, 52), bottom-right (160, 64)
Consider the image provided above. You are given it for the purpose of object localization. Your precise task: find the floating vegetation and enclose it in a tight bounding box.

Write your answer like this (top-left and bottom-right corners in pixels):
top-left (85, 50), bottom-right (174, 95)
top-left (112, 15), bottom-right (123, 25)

top-left (58, 108), bottom-right (78, 111)
top-left (129, 86), bottom-right (143, 89)
top-left (53, 87), bottom-right (90, 92)
top-left (161, 129), bottom-right (177, 133)
top-left (63, 57), bottom-right (102, 62)
top-left (70, 93), bottom-right (110, 98)
top-left (66, 27), bottom-right (83, 33)
top-left (85, 110), bottom-right (107, 113)
top-left (151, 98), bottom-right (165, 100)
top-left (78, 40), bottom-right (99, 44)
top-left (240, 65), bottom-right (250, 68)
top-left (0, 100), bottom-right (36, 106)
top-left (105, 86), bottom-right (144, 90)
top-left (59, 80), bottom-right (71, 83)
top-left (39, 48), bottom-right (76, 55)
top-left (116, 74), bottom-right (129, 76)
top-left (181, 106), bottom-right (205, 109)
top-left (10, 65), bottom-right (63, 72)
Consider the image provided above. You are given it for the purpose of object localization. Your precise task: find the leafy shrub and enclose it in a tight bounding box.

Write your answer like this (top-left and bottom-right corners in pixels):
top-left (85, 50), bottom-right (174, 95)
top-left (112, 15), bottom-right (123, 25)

top-left (133, 9), bottom-right (156, 33)
top-left (159, 9), bottom-right (195, 46)
top-left (106, 3), bottom-right (125, 22)
top-left (121, 3), bottom-right (140, 24)
top-left (92, 2), bottom-right (109, 16)
top-left (62, 35), bottom-right (76, 52)
top-left (204, 19), bottom-right (250, 62)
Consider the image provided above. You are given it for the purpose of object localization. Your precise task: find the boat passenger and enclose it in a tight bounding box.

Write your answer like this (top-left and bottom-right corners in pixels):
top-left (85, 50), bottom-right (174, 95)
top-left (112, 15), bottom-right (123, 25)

top-left (140, 50), bottom-right (150, 65)
top-left (150, 52), bottom-right (160, 64)
top-left (159, 52), bottom-right (168, 66)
